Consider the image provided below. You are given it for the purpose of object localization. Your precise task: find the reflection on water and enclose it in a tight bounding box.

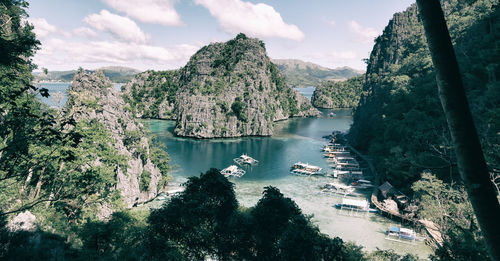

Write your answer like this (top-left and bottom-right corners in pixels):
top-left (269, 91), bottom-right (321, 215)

top-left (148, 109), bottom-right (432, 258)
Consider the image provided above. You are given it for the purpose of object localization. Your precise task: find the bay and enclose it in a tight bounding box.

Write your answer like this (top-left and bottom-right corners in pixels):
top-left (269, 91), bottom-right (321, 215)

top-left (148, 109), bottom-right (433, 258)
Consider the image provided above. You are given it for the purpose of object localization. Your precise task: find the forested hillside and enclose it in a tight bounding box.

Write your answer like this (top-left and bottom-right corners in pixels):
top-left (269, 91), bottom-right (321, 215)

top-left (348, 1), bottom-right (500, 259)
top-left (272, 59), bottom-right (362, 87)
top-left (350, 0), bottom-right (500, 189)
top-left (311, 75), bottom-right (364, 108)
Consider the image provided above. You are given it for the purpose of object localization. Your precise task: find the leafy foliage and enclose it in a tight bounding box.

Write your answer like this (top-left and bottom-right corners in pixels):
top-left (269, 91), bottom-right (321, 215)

top-left (311, 75), bottom-right (365, 108)
top-left (122, 70), bottom-right (179, 119)
top-left (349, 0), bottom-right (500, 189)
top-left (411, 173), bottom-right (489, 261)
top-left (147, 168), bottom-right (409, 260)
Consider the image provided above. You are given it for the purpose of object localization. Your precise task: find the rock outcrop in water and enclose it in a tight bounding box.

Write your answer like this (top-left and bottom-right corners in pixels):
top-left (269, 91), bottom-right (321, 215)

top-left (65, 70), bottom-right (168, 208)
top-left (122, 33), bottom-right (319, 138)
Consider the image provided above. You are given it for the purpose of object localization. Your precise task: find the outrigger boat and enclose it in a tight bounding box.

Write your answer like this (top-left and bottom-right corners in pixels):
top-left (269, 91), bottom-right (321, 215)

top-left (233, 154), bottom-right (259, 166)
top-left (291, 162), bottom-right (322, 176)
top-left (321, 183), bottom-right (355, 195)
top-left (334, 198), bottom-right (378, 213)
top-left (385, 226), bottom-right (425, 243)
top-left (351, 179), bottom-right (374, 189)
top-left (221, 165), bottom-right (246, 178)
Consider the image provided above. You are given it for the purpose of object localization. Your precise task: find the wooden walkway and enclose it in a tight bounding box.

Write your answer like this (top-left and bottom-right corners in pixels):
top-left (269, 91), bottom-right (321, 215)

top-left (346, 144), bottom-right (443, 247)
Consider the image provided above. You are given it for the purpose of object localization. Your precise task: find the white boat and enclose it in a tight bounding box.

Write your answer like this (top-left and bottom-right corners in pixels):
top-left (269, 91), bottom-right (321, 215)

top-left (221, 165), bottom-right (246, 178)
top-left (321, 183), bottom-right (355, 195)
top-left (233, 154), bottom-right (259, 166)
top-left (291, 162), bottom-right (322, 176)
top-left (385, 226), bottom-right (425, 242)
top-left (335, 198), bottom-right (378, 213)
top-left (352, 179), bottom-right (374, 189)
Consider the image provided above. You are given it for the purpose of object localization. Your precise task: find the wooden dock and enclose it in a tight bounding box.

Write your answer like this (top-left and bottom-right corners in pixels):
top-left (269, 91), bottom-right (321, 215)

top-left (345, 144), bottom-right (444, 247)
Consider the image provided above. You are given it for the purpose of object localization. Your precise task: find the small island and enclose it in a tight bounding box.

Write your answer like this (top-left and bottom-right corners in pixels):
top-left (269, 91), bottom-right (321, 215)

top-left (122, 33), bottom-right (319, 138)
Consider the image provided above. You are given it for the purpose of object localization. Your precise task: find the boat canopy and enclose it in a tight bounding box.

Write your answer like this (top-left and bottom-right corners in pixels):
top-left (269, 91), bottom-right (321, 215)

top-left (342, 198), bottom-right (369, 208)
top-left (389, 226), bottom-right (400, 233)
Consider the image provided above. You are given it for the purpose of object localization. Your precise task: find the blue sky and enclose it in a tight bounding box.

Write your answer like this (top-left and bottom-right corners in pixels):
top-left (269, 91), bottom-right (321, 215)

top-left (27, 0), bottom-right (415, 71)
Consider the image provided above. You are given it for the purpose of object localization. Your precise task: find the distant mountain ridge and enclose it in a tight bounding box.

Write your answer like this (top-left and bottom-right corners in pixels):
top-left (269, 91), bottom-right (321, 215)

top-left (271, 59), bottom-right (364, 87)
top-left (34, 66), bottom-right (141, 83)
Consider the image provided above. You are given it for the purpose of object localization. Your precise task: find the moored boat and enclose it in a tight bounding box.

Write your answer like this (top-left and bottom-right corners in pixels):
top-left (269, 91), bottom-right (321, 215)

top-left (321, 183), bottom-right (355, 195)
top-left (334, 198), bottom-right (377, 212)
top-left (233, 154), bottom-right (259, 166)
top-left (291, 162), bottom-right (322, 176)
top-left (385, 226), bottom-right (424, 242)
top-left (221, 165), bottom-right (246, 178)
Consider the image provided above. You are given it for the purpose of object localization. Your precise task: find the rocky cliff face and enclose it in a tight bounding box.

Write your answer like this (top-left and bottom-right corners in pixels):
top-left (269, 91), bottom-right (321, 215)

top-left (348, 0), bottom-right (500, 187)
top-left (122, 70), bottom-right (179, 119)
top-left (174, 34), bottom-right (318, 138)
top-left (123, 34), bottom-right (319, 138)
top-left (65, 70), bottom-right (167, 207)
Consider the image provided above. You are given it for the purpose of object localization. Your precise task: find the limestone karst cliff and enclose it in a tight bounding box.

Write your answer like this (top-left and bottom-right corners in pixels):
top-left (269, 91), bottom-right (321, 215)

top-left (122, 34), bottom-right (319, 138)
top-left (65, 70), bottom-right (169, 208)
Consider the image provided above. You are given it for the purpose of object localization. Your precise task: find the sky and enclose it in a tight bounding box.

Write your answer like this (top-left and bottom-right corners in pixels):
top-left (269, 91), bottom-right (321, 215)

top-left (26, 0), bottom-right (415, 72)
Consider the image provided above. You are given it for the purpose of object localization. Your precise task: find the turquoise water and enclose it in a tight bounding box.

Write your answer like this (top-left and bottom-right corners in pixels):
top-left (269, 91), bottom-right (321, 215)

top-left (148, 109), bottom-right (433, 258)
top-left (36, 83), bottom-right (432, 257)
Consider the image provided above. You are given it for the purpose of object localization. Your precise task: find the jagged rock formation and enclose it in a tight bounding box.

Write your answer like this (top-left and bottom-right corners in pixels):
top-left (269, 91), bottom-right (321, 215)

top-left (348, 0), bottom-right (500, 187)
top-left (122, 70), bottom-right (179, 119)
top-left (272, 59), bottom-right (363, 87)
top-left (311, 75), bottom-right (364, 108)
top-left (123, 34), bottom-right (319, 138)
top-left (65, 70), bottom-right (167, 207)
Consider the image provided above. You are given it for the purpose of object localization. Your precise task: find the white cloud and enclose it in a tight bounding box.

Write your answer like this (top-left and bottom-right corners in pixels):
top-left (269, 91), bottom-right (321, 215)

top-left (84, 10), bottom-right (149, 44)
top-left (73, 27), bottom-right (99, 39)
top-left (348, 20), bottom-right (379, 44)
top-left (33, 38), bottom-right (200, 70)
top-left (328, 19), bottom-right (336, 27)
top-left (28, 18), bottom-right (57, 38)
top-left (102, 0), bottom-right (182, 26)
top-left (195, 0), bottom-right (304, 41)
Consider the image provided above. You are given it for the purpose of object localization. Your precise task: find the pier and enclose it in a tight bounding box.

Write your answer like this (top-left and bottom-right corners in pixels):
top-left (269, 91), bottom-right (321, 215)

top-left (345, 143), bottom-right (444, 247)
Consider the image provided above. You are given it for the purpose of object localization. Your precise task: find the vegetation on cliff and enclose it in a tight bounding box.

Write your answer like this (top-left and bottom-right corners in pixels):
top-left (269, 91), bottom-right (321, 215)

top-left (122, 33), bottom-right (319, 138)
top-left (0, 2), bottom-right (170, 258)
top-left (350, 0), bottom-right (500, 189)
top-left (122, 70), bottom-right (179, 119)
top-left (348, 0), bottom-right (500, 259)
top-left (272, 59), bottom-right (363, 87)
top-left (311, 75), bottom-right (365, 108)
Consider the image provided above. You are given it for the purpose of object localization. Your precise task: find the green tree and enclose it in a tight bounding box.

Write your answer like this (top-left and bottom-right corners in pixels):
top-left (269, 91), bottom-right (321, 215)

top-left (148, 168), bottom-right (238, 260)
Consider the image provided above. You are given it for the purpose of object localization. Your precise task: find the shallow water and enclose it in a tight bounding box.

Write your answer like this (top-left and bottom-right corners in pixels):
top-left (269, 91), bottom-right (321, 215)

top-left (148, 109), bottom-right (433, 258)
top-left (35, 83), bottom-right (432, 257)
